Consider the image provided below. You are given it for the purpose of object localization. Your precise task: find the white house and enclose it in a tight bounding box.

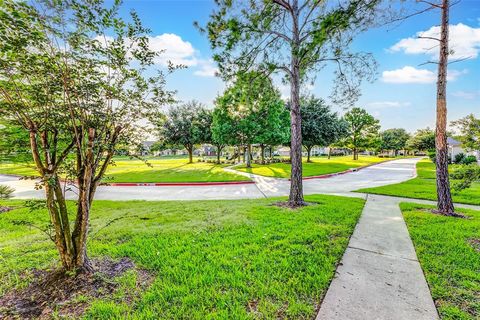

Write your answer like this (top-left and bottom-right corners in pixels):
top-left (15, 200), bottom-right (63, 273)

top-left (447, 137), bottom-right (479, 162)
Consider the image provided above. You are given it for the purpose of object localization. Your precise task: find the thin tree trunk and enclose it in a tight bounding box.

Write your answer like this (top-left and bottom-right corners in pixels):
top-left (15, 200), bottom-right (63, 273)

top-left (246, 144), bottom-right (252, 168)
top-left (216, 145), bottom-right (221, 164)
top-left (328, 147), bottom-right (331, 159)
top-left (435, 0), bottom-right (455, 214)
top-left (306, 146), bottom-right (312, 162)
top-left (187, 146), bottom-right (193, 163)
top-left (288, 2), bottom-right (304, 206)
top-left (260, 144), bottom-right (265, 163)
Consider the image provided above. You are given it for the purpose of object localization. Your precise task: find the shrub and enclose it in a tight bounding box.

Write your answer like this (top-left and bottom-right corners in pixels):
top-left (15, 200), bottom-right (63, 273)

top-left (462, 155), bottom-right (477, 165)
top-left (428, 151), bottom-right (436, 163)
top-left (0, 185), bottom-right (14, 199)
top-left (454, 153), bottom-right (466, 164)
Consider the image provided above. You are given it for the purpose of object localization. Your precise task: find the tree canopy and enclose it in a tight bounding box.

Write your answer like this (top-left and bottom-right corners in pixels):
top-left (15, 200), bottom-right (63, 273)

top-left (407, 128), bottom-right (436, 152)
top-left (0, 0), bottom-right (173, 271)
top-left (380, 128), bottom-right (410, 154)
top-left (341, 107), bottom-right (380, 160)
top-left (300, 96), bottom-right (347, 162)
top-left (157, 101), bottom-right (210, 163)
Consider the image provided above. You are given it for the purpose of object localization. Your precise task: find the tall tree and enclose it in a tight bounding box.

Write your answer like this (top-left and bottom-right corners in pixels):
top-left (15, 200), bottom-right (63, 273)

top-left (434, 0), bottom-right (455, 214)
top-left (158, 101), bottom-right (208, 164)
top-left (0, 0), bottom-right (173, 272)
top-left (342, 108), bottom-right (380, 160)
top-left (201, 0), bottom-right (380, 206)
top-left (380, 128), bottom-right (410, 155)
top-left (300, 97), bottom-right (347, 162)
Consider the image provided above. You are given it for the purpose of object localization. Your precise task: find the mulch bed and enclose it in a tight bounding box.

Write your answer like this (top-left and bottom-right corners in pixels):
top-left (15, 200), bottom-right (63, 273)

top-left (0, 257), bottom-right (153, 319)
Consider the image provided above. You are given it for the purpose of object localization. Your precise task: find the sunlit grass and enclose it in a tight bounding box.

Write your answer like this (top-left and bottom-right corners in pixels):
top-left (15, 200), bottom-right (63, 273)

top-left (0, 194), bottom-right (364, 319)
top-left (401, 203), bottom-right (480, 319)
top-left (357, 159), bottom-right (480, 205)
top-left (235, 155), bottom-right (388, 178)
top-left (0, 156), bottom-right (248, 183)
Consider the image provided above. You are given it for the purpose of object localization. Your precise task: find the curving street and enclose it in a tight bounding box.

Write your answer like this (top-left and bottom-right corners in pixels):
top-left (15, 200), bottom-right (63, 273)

top-left (0, 158), bottom-right (420, 201)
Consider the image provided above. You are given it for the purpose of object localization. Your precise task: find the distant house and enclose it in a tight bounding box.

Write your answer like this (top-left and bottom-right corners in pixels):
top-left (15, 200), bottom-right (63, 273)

top-left (447, 137), bottom-right (479, 161)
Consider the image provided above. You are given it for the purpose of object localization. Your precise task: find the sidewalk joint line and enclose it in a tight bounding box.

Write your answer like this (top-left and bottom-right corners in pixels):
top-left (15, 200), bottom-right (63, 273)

top-left (347, 245), bottom-right (418, 262)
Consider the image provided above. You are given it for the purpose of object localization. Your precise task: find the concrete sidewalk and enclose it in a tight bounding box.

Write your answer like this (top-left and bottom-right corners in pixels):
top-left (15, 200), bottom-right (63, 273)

top-left (316, 194), bottom-right (439, 320)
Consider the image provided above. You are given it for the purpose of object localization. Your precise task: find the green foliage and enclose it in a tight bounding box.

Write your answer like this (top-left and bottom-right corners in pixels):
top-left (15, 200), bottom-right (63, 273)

top-left (340, 107), bottom-right (380, 154)
top-left (300, 96), bottom-right (347, 151)
top-left (201, 0), bottom-right (380, 105)
top-left (407, 128), bottom-right (436, 152)
top-left (379, 128), bottom-right (410, 153)
top-left (454, 153), bottom-right (466, 164)
top-left (451, 164), bottom-right (480, 191)
top-left (400, 203), bottom-right (480, 320)
top-left (451, 114), bottom-right (480, 152)
top-left (211, 72), bottom-right (289, 147)
top-left (0, 185), bottom-right (14, 199)
top-left (0, 195), bottom-right (364, 318)
top-left (157, 101), bottom-right (211, 156)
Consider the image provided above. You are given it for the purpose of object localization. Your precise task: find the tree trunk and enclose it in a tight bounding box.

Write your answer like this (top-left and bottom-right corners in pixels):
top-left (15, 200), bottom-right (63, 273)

top-left (216, 145), bottom-right (222, 164)
top-left (306, 146), bottom-right (312, 162)
top-left (269, 146), bottom-right (272, 158)
top-left (435, 0), bottom-right (455, 215)
top-left (187, 146), bottom-right (193, 163)
top-left (260, 144), bottom-right (265, 163)
top-left (246, 144), bottom-right (252, 168)
top-left (353, 147), bottom-right (357, 160)
top-left (288, 64), bottom-right (304, 205)
top-left (328, 147), bottom-right (331, 159)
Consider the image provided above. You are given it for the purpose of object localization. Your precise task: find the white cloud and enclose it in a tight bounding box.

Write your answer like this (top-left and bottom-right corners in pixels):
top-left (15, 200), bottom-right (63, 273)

top-left (452, 90), bottom-right (480, 99)
top-left (367, 101), bottom-right (411, 109)
top-left (381, 66), bottom-right (467, 84)
top-left (193, 60), bottom-right (218, 77)
top-left (148, 33), bottom-right (197, 67)
top-left (389, 23), bottom-right (480, 60)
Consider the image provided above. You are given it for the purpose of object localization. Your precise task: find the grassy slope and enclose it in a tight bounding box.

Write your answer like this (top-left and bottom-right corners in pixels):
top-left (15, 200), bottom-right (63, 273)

top-left (0, 157), bottom-right (248, 183)
top-left (401, 203), bottom-right (479, 320)
top-left (357, 159), bottom-right (480, 205)
top-left (0, 195), bottom-right (364, 319)
top-left (235, 155), bottom-right (387, 178)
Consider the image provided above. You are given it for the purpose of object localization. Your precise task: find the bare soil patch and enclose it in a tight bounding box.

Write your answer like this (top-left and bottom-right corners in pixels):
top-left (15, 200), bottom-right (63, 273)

top-left (0, 207), bottom-right (13, 213)
top-left (0, 257), bottom-right (153, 319)
top-left (468, 238), bottom-right (480, 252)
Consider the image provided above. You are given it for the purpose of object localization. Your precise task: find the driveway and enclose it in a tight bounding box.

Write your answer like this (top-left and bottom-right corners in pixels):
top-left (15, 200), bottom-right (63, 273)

top-left (0, 158), bottom-right (420, 201)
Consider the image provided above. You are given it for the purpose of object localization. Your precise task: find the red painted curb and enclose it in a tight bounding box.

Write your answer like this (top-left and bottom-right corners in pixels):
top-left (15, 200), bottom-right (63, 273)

top-left (107, 181), bottom-right (255, 187)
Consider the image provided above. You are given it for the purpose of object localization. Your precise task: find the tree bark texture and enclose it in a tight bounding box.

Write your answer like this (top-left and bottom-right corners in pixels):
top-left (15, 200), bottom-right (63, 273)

top-left (435, 0), bottom-right (455, 214)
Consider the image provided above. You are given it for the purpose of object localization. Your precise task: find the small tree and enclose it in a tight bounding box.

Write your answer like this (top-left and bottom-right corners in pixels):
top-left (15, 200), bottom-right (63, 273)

top-left (380, 128), bottom-right (410, 156)
top-left (158, 101), bottom-right (209, 164)
top-left (451, 114), bottom-right (480, 152)
top-left (407, 128), bottom-right (436, 153)
top-left (300, 96), bottom-right (347, 162)
top-left (0, 0), bottom-right (173, 272)
top-left (342, 108), bottom-right (380, 160)
top-left (212, 72), bottom-right (284, 168)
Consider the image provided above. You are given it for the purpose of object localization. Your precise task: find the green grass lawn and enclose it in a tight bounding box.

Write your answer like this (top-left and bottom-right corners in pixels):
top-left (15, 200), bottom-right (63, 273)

top-left (235, 155), bottom-right (388, 178)
top-left (0, 195), bottom-right (364, 319)
top-left (400, 203), bottom-right (480, 319)
top-left (0, 157), bottom-right (248, 183)
top-left (357, 159), bottom-right (480, 205)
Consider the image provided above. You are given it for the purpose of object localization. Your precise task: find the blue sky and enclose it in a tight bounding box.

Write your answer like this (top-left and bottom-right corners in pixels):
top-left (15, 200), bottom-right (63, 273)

top-left (117, 0), bottom-right (480, 133)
